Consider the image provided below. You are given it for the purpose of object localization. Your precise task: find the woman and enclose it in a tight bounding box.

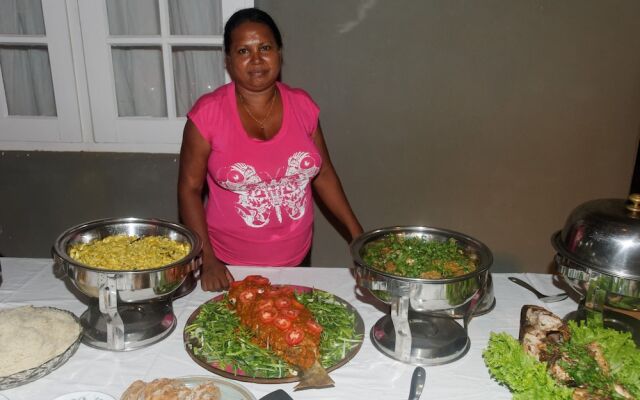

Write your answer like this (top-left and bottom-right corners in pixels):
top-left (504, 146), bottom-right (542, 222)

top-left (178, 8), bottom-right (363, 292)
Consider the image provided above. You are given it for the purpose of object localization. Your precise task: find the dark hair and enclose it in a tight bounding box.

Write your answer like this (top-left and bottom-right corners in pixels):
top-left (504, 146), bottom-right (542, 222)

top-left (223, 8), bottom-right (283, 55)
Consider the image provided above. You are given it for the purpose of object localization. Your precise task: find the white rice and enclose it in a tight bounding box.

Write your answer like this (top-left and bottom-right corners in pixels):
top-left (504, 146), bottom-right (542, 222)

top-left (0, 306), bottom-right (81, 377)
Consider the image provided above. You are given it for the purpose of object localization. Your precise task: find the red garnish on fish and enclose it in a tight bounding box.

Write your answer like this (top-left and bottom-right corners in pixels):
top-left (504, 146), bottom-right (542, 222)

top-left (228, 276), bottom-right (334, 389)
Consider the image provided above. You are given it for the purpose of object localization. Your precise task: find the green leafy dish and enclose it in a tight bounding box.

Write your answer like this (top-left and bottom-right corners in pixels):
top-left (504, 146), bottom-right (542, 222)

top-left (483, 319), bottom-right (640, 399)
top-left (183, 287), bottom-right (364, 383)
top-left (362, 235), bottom-right (477, 279)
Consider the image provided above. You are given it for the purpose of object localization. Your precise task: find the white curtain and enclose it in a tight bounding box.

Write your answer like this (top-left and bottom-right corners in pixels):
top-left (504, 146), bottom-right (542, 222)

top-left (169, 0), bottom-right (225, 116)
top-left (112, 46), bottom-right (167, 117)
top-left (106, 0), bottom-right (160, 35)
top-left (168, 0), bottom-right (223, 35)
top-left (0, 0), bottom-right (225, 118)
top-left (0, 0), bottom-right (55, 116)
top-left (107, 0), bottom-right (225, 117)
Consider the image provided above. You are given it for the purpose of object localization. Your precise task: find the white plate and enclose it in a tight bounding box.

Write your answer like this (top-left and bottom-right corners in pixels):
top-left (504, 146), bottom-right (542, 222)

top-left (177, 375), bottom-right (256, 400)
top-left (52, 391), bottom-right (116, 400)
top-left (0, 394), bottom-right (9, 400)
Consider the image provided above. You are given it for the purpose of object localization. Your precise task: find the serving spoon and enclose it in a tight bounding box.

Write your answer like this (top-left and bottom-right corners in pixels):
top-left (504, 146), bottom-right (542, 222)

top-left (408, 366), bottom-right (426, 400)
top-left (508, 277), bottom-right (569, 303)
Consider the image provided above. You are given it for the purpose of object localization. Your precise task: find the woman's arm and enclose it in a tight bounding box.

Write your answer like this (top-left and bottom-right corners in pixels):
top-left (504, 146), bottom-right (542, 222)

top-left (311, 122), bottom-right (364, 242)
top-left (178, 119), bottom-right (234, 291)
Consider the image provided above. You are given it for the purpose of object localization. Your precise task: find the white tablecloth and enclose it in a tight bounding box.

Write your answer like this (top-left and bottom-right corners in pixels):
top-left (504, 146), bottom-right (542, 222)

top-left (0, 258), bottom-right (579, 400)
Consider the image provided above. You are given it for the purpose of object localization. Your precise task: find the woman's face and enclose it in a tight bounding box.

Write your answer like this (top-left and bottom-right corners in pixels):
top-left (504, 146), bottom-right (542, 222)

top-left (226, 21), bottom-right (281, 92)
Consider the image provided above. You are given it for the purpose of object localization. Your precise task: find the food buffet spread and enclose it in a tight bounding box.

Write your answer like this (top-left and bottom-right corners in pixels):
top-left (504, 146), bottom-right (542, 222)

top-left (0, 257), bottom-right (638, 400)
top-left (1, 197), bottom-right (639, 400)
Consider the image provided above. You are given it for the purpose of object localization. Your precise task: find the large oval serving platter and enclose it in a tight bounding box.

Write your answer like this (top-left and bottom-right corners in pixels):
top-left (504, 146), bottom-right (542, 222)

top-left (175, 376), bottom-right (256, 400)
top-left (183, 285), bottom-right (365, 384)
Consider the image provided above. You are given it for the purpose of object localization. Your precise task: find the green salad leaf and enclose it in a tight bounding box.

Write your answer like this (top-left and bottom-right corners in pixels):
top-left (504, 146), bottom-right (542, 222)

top-left (362, 235), bottom-right (476, 278)
top-left (184, 289), bottom-right (363, 379)
top-left (297, 290), bottom-right (364, 368)
top-left (483, 322), bottom-right (640, 399)
top-left (566, 321), bottom-right (640, 397)
top-left (185, 300), bottom-right (290, 378)
top-left (483, 332), bottom-right (572, 400)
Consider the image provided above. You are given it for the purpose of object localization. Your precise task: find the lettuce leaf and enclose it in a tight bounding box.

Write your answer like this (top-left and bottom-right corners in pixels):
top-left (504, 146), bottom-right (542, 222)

top-left (483, 332), bottom-right (572, 400)
top-left (483, 324), bottom-right (640, 399)
top-left (567, 321), bottom-right (640, 398)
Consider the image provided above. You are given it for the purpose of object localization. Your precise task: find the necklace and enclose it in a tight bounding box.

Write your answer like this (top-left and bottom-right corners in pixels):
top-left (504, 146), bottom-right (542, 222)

top-left (238, 89), bottom-right (278, 133)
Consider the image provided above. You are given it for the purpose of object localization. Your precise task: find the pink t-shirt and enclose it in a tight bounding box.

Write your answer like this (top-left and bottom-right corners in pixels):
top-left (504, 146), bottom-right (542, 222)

top-left (187, 82), bottom-right (321, 266)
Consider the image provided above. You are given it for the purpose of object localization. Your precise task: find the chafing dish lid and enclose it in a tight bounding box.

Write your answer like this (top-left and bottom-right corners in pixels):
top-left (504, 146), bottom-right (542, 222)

top-left (552, 194), bottom-right (640, 280)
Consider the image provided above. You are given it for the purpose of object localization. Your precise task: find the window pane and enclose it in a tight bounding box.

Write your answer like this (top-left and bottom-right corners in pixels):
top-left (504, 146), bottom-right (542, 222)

top-left (112, 46), bottom-right (166, 117)
top-left (106, 0), bottom-right (159, 36)
top-left (173, 46), bottom-right (224, 117)
top-left (173, 47), bottom-right (224, 117)
top-left (0, 0), bottom-right (45, 35)
top-left (168, 0), bottom-right (222, 35)
top-left (0, 45), bottom-right (56, 116)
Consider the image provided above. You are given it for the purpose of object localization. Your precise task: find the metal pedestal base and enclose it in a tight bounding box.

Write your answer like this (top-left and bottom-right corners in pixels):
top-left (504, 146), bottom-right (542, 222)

top-left (371, 314), bottom-right (470, 365)
top-left (81, 300), bottom-right (176, 351)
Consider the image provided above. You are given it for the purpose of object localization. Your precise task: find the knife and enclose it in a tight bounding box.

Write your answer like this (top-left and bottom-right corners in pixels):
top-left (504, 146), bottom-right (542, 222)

top-left (259, 389), bottom-right (294, 400)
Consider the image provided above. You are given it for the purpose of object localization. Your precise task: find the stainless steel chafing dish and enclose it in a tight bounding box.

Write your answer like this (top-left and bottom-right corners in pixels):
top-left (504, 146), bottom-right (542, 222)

top-left (53, 217), bottom-right (202, 351)
top-left (351, 225), bottom-right (493, 365)
top-left (552, 194), bottom-right (640, 344)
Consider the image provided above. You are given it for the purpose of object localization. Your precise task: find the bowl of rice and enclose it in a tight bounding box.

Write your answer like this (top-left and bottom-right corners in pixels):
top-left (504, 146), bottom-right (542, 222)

top-left (0, 306), bottom-right (82, 390)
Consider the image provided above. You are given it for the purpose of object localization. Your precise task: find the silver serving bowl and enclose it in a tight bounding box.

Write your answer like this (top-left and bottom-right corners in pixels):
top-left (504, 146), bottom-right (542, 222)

top-left (552, 196), bottom-right (640, 345)
top-left (350, 226), bottom-right (493, 312)
top-left (52, 217), bottom-right (202, 302)
top-left (552, 196), bottom-right (640, 300)
top-left (552, 196), bottom-right (640, 279)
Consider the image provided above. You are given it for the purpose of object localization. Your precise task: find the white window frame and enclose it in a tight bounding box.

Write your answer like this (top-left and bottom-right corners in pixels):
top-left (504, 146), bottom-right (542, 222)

top-left (0, 0), bottom-right (82, 144)
top-left (0, 0), bottom-right (252, 153)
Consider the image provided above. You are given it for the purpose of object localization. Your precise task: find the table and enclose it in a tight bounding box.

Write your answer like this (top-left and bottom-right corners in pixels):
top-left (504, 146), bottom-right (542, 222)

top-left (0, 258), bottom-right (580, 400)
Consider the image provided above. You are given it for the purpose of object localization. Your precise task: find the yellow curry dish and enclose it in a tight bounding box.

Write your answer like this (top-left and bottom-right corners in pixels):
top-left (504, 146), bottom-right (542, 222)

top-left (69, 235), bottom-right (190, 270)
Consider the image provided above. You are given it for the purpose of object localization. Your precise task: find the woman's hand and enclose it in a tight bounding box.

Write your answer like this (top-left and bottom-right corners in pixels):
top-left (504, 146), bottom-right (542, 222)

top-left (200, 258), bottom-right (234, 292)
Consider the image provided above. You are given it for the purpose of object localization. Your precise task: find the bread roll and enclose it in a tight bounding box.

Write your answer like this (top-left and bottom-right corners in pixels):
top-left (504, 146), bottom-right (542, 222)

top-left (120, 378), bottom-right (220, 400)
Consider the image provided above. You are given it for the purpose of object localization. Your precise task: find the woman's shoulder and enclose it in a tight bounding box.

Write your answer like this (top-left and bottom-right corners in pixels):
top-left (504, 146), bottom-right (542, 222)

top-left (278, 82), bottom-right (318, 112)
top-left (187, 83), bottom-right (234, 141)
top-left (189, 82), bottom-right (233, 114)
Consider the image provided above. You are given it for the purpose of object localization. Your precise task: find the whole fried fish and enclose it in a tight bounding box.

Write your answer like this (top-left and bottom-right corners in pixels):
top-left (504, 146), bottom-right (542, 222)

top-left (519, 305), bottom-right (633, 400)
top-left (228, 275), bottom-right (334, 390)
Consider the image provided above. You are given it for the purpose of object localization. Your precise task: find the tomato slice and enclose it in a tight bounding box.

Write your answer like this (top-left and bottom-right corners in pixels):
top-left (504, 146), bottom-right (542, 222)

top-left (259, 308), bottom-right (277, 323)
top-left (285, 328), bottom-right (305, 346)
top-left (256, 299), bottom-right (274, 310)
top-left (274, 297), bottom-right (291, 309)
top-left (290, 299), bottom-right (305, 310)
top-left (238, 289), bottom-right (256, 304)
top-left (266, 288), bottom-right (281, 298)
top-left (274, 317), bottom-right (292, 330)
top-left (280, 308), bottom-right (300, 320)
top-left (306, 320), bottom-right (323, 335)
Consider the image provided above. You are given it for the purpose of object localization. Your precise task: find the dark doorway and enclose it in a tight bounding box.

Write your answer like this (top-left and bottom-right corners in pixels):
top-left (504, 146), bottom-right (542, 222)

top-left (632, 141), bottom-right (640, 195)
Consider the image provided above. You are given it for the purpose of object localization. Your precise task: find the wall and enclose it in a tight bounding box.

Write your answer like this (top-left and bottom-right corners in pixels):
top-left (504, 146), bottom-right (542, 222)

top-left (2, 1), bottom-right (640, 273)
top-left (0, 151), bottom-right (179, 257)
top-left (257, 0), bottom-right (640, 271)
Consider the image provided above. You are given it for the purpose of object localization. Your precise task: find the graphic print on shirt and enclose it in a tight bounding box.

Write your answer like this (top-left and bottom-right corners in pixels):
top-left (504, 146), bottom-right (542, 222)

top-left (217, 152), bottom-right (320, 228)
